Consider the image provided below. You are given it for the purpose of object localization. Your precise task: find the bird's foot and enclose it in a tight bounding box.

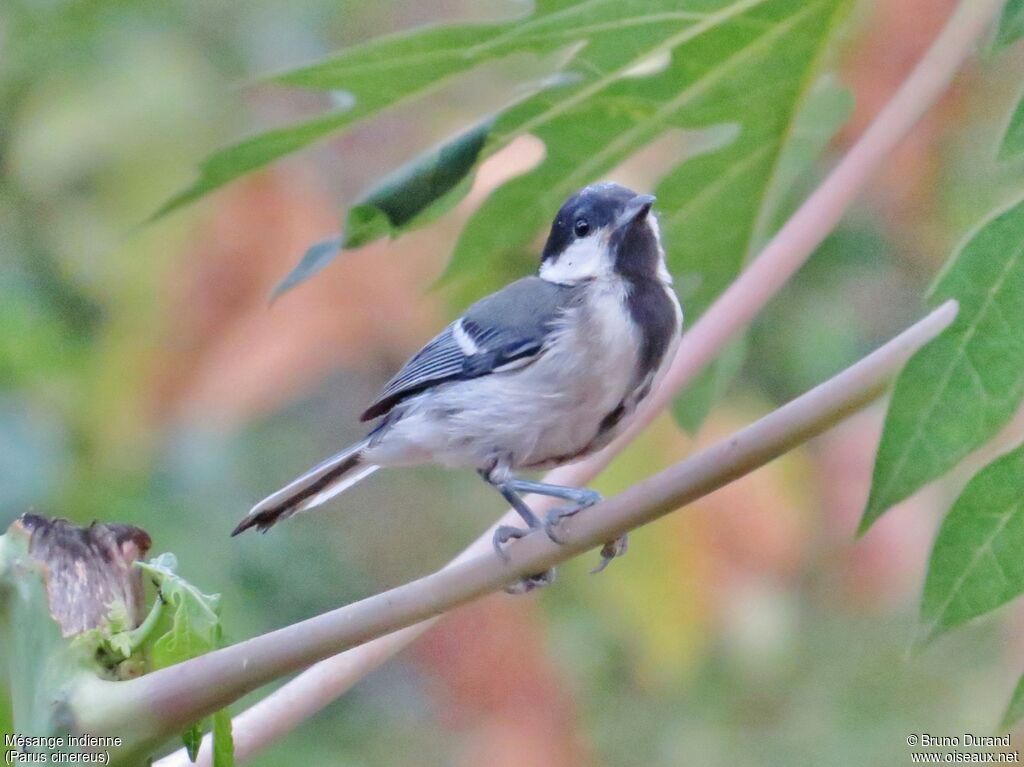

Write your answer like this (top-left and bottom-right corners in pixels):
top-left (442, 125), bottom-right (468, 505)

top-left (492, 524), bottom-right (530, 561)
top-left (492, 524), bottom-right (556, 594)
top-left (591, 534), bottom-right (629, 574)
top-left (504, 567), bottom-right (556, 595)
top-left (542, 491), bottom-right (603, 545)
top-left (543, 494), bottom-right (626, 574)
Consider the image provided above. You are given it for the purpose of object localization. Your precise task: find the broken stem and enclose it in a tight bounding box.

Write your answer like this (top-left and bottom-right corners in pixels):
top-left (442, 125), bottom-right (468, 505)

top-left (94, 302), bottom-right (957, 760)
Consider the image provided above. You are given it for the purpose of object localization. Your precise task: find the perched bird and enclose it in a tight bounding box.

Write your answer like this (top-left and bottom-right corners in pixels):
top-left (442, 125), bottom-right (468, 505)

top-left (233, 182), bottom-right (683, 590)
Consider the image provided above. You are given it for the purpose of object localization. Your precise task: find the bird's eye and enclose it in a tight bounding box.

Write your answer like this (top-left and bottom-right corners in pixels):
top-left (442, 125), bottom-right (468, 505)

top-left (574, 218), bottom-right (590, 237)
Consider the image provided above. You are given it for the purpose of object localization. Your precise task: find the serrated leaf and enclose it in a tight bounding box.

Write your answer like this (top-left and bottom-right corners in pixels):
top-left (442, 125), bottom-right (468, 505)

top-left (994, 0), bottom-right (1024, 51)
top-left (156, 4), bottom-right (609, 217)
top-left (920, 443), bottom-right (1024, 643)
top-left (1001, 673), bottom-right (1024, 730)
top-left (998, 93), bottom-right (1024, 162)
top-left (137, 553), bottom-right (235, 765)
top-left (445, 0), bottom-right (851, 306)
top-left (155, 111), bottom-right (356, 218)
top-left (106, 630), bottom-right (134, 659)
top-left (862, 196), bottom-right (1024, 532)
top-left (750, 74), bottom-right (854, 248)
top-left (670, 75), bottom-right (851, 431)
top-left (138, 553), bottom-right (221, 669)
top-left (163, 0), bottom-right (852, 318)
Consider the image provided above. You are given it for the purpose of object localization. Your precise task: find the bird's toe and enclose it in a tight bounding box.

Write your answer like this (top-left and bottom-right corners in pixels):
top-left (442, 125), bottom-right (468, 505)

top-left (504, 567), bottom-right (556, 594)
top-left (591, 534), bottom-right (629, 574)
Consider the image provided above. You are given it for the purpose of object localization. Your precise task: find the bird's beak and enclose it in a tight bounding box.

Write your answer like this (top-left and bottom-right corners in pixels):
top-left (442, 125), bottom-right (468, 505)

top-left (616, 194), bottom-right (656, 230)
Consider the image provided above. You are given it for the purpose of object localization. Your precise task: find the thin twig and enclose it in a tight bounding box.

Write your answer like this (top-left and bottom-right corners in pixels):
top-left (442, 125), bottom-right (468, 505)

top-left (96, 301), bottom-right (957, 759)
top-left (156, 0), bottom-right (1002, 762)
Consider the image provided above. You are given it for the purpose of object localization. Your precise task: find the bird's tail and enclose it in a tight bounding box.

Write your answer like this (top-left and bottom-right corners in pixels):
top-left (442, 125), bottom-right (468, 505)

top-left (231, 439), bottom-right (378, 535)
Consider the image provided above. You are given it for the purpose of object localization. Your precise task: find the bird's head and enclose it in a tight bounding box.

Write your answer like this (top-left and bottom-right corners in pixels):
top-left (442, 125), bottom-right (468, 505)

top-left (539, 182), bottom-right (666, 285)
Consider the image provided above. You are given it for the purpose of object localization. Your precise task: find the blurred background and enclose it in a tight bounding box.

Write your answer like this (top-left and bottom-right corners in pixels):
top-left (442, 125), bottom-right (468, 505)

top-left (3, 0), bottom-right (1024, 764)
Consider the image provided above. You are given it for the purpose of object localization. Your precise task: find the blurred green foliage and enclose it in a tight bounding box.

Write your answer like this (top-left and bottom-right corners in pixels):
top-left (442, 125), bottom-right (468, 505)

top-left (160, 0), bottom-right (854, 320)
top-left (1001, 95), bottom-right (1024, 160)
top-left (864, 196), bottom-right (1024, 531)
top-left (921, 442), bottom-right (1024, 644)
top-left (996, 0), bottom-right (1024, 50)
top-left (0, 1), bottom-right (473, 762)
top-left (4, 0), bottom-right (1024, 764)
top-left (137, 554), bottom-right (233, 761)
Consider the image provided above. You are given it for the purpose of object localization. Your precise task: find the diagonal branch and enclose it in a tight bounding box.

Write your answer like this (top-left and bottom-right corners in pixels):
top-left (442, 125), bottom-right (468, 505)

top-left (155, 0), bottom-right (1003, 762)
top-left (98, 301), bottom-right (958, 761)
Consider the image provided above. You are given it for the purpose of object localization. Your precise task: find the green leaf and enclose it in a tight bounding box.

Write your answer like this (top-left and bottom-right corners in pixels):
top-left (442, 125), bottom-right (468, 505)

top-left (163, 0), bottom-right (853, 320)
top-left (998, 93), bottom-right (1024, 162)
top-left (212, 708), bottom-right (235, 767)
top-left (271, 236), bottom-right (343, 300)
top-left (138, 553), bottom-right (222, 669)
top-left (343, 117), bottom-right (493, 249)
top-left (920, 443), bottom-right (1024, 643)
top-left (137, 553), bottom-right (234, 764)
top-left (672, 337), bottom-right (747, 433)
top-left (155, 111), bottom-right (355, 218)
top-left (749, 74), bottom-right (854, 248)
top-left (670, 75), bottom-right (851, 431)
top-left (445, 0), bottom-right (852, 302)
top-left (994, 0), bottom-right (1024, 51)
top-left (272, 118), bottom-right (493, 296)
top-left (156, 9), bottom-right (590, 217)
top-left (1001, 673), bottom-right (1024, 730)
top-left (106, 628), bottom-right (134, 659)
top-left (183, 723), bottom-right (203, 762)
top-left (861, 196), bottom-right (1024, 532)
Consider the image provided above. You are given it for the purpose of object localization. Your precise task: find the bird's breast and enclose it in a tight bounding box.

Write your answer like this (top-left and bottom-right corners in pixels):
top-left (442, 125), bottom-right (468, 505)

top-left (513, 278), bottom-right (648, 466)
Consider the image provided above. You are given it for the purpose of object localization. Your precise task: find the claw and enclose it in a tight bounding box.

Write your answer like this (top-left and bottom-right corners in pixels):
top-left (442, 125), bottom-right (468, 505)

top-left (492, 524), bottom-right (530, 561)
top-left (591, 534), bottom-right (629, 574)
top-left (492, 525), bottom-right (556, 594)
top-left (504, 567), bottom-right (556, 594)
top-left (545, 502), bottom-right (628, 574)
top-left (543, 491), bottom-right (602, 545)
top-left (543, 505), bottom-right (575, 545)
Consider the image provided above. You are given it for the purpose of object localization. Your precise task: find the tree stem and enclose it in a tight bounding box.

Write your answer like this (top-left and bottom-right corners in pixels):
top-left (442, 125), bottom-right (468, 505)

top-left (156, 0), bottom-right (1003, 761)
top-left (92, 301), bottom-right (957, 758)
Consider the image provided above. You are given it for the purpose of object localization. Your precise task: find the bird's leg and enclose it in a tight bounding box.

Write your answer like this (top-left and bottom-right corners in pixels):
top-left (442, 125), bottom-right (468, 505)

top-left (502, 478), bottom-right (628, 575)
top-left (500, 478), bottom-right (603, 510)
top-left (479, 470), bottom-right (555, 593)
top-left (491, 481), bottom-right (542, 556)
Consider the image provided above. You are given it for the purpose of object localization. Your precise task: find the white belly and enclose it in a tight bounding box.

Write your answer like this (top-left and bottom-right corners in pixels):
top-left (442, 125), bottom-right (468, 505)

top-left (365, 279), bottom-right (662, 472)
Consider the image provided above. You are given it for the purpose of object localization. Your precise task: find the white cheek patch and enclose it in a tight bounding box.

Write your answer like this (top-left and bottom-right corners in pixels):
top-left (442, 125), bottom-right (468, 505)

top-left (539, 234), bottom-right (611, 284)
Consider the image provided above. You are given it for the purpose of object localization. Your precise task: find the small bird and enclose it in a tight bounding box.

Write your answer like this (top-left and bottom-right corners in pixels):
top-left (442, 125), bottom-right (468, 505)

top-left (233, 182), bottom-right (683, 590)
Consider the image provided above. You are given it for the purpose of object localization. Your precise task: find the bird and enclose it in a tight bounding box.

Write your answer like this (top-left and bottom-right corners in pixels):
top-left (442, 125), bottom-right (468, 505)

top-left (232, 181), bottom-right (683, 591)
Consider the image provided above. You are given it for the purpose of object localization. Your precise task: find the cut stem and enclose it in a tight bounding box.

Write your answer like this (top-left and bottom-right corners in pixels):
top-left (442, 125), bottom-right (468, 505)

top-left (158, 0), bottom-right (1003, 761)
top-left (93, 302), bottom-right (957, 759)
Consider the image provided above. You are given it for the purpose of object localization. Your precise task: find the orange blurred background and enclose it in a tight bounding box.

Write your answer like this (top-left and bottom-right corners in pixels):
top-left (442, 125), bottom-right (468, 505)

top-left (3, 0), bottom-right (1024, 764)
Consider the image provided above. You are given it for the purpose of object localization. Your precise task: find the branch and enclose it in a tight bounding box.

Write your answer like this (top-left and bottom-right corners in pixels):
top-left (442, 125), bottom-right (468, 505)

top-left (89, 300), bottom-right (956, 761)
top-left (157, 0), bottom-right (1002, 762)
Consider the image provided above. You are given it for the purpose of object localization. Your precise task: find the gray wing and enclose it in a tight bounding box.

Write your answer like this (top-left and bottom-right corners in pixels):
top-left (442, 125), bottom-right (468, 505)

top-left (360, 277), bottom-right (575, 421)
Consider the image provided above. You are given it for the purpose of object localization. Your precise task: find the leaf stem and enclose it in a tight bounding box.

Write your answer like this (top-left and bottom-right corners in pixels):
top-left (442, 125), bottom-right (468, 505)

top-left (120, 592), bottom-right (164, 656)
top-left (96, 302), bottom-right (957, 760)
top-left (156, 0), bottom-right (1003, 761)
